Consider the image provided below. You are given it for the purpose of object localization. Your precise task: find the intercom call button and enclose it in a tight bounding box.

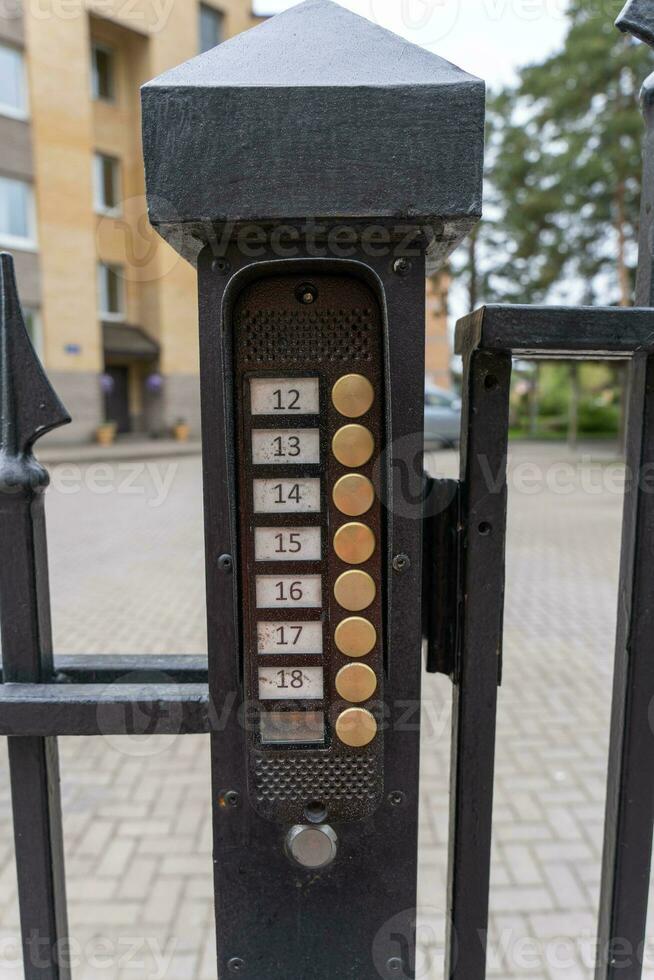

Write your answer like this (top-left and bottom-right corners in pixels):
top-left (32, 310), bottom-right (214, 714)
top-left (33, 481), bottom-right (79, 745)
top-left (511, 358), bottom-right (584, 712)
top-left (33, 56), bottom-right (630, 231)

top-left (335, 707), bottom-right (378, 748)
top-left (334, 617), bottom-right (376, 658)
top-left (335, 663), bottom-right (377, 703)
top-left (332, 374), bottom-right (375, 418)
top-left (334, 570), bottom-right (376, 611)
top-left (333, 523), bottom-right (375, 564)
top-left (332, 425), bottom-right (375, 468)
top-left (332, 474), bottom-right (375, 516)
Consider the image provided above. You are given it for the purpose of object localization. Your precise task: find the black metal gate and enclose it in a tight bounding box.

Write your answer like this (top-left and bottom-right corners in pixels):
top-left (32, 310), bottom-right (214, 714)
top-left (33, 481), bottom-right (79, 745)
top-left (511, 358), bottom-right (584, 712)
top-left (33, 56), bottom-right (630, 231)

top-left (2, 1), bottom-right (654, 978)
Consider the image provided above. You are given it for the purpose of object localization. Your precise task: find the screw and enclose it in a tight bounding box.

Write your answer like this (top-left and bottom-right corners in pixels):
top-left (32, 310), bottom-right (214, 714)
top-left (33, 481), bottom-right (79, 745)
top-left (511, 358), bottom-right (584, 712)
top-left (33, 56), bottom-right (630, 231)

top-left (220, 790), bottom-right (240, 809)
top-left (393, 257), bottom-right (412, 277)
top-left (295, 282), bottom-right (318, 305)
top-left (388, 791), bottom-right (405, 807)
top-left (387, 957), bottom-right (403, 974)
top-left (228, 957), bottom-right (245, 973)
top-left (218, 554), bottom-right (233, 572)
top-left (212, 257), bottom-right (231, 274)
top-left (392, 553), bottom-right (411, 573)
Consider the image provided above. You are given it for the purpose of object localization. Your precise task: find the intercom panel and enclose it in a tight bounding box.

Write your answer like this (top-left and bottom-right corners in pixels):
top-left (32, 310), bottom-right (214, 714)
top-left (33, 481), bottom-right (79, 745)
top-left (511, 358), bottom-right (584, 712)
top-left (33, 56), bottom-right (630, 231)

top-left (233, 273), bottom-right (386, 823)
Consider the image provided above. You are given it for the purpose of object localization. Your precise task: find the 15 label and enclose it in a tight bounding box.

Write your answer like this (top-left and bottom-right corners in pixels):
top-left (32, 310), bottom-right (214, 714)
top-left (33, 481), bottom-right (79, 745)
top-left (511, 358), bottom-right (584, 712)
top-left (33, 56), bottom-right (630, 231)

top-left (254, 527), bottom-right (321, 562)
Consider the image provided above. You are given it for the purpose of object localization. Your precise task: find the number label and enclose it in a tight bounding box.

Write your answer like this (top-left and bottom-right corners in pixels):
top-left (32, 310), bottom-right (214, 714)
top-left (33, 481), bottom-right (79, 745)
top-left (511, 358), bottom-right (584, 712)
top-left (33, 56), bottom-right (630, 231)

top-left (257, 621), bottom-right (323, 655)
top-left (256, 575), bottom-right (322, 608)
top-left (250, 378), bottom-right (319, 415)
top-left (252, 429), bottom-right (320, 465)
top-left (253, 479), bottom-right (320, 513)
top-left (254, 527), bottom-right (321, 562)
top-left (260, 711), bottom-right (325, 744)
top-left (258, 666), bottom-right (324, 700)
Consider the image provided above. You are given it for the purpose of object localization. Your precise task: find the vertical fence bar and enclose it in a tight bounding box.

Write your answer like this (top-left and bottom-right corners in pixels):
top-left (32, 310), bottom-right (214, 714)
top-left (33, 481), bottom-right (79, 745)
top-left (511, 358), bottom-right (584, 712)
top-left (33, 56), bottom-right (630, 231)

top-left (0, 253), bottom-right (71, 979)
top-left (596, 351), bottom-right (654, 980)
top-left (595, 4), bottom-right (654, 967)
top-left (446, 346), bottom-right (512, 980)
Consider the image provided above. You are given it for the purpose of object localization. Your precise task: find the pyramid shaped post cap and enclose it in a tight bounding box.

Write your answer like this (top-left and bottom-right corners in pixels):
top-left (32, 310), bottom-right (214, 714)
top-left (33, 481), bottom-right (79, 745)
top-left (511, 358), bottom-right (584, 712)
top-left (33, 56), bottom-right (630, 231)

top-left (617, 0), bottom-right (654, 47)
top-left (141, 0), bottom-right (485, 264)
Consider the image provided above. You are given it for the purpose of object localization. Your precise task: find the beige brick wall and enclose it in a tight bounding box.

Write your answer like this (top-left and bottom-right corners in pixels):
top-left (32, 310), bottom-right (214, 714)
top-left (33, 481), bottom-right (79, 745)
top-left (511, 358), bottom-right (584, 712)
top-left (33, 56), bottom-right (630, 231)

top-left (23, 0), bottom-right (259, 422)
top-left (25, 5), bottom-right (99, 374)
top-left (425, 269), bottom-right (452, 389)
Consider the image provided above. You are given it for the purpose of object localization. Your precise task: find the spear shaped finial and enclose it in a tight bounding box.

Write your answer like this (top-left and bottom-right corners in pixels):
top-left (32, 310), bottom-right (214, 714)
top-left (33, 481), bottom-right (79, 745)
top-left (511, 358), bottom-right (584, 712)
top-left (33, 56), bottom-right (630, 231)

top-left (616, 0), bottom-right (654, 47)
top-left (0, 252), bottom-right (70, 459)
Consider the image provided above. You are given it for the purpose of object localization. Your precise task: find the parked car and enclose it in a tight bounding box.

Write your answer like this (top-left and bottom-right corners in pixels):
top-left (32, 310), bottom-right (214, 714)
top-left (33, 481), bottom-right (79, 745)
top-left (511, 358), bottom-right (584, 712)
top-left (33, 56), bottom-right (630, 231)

top-left (424, 385), bottom-right (461, 449)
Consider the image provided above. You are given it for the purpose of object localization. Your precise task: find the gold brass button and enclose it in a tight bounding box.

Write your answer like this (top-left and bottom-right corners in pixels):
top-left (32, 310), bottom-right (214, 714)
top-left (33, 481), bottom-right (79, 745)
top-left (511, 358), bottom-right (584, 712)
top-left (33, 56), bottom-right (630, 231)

top-left (332, 374), bottom-right (375, 418)
top-left (332, 425), bottom-right (374, 468)
top-left (335, 617), bottom-right (377, 658)
top-left (332, 474), bottom-right (375, 517)
top-left (335, 707), bottom-right (378, 747)
top-left (335, 663), bottom-right (377, 703)
top-left (334, 570), bottom-right (376, 611)
top-left (333, 523), bottom-right (376, 565)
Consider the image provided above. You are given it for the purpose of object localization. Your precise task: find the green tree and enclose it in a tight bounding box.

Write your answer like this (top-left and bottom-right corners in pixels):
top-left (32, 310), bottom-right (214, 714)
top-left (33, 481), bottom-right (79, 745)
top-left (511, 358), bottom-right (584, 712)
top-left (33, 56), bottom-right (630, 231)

top-left (472, 1), bottom-right (654, 308)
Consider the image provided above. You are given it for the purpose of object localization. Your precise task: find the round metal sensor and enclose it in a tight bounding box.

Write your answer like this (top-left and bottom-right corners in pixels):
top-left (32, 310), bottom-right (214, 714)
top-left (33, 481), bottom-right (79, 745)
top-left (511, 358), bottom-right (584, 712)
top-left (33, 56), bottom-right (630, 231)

top-left (286, 824), bottom-right (338, 869)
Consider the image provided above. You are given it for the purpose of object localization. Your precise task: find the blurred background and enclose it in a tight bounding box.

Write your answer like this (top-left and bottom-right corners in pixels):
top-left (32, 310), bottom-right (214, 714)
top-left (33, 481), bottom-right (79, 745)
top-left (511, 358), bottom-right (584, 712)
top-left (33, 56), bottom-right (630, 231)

top-left (2, 0), bottom-right (647, 449)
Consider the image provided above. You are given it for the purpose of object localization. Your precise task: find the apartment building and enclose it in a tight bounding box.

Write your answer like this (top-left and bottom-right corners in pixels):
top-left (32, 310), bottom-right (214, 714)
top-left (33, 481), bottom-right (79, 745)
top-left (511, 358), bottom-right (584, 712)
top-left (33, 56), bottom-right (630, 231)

top-left (0, 0), bottom-right (258, 442)
top-left (425, 268), bottom-right (452, 390)
top-left (1, 0), bottom-right (453, 444)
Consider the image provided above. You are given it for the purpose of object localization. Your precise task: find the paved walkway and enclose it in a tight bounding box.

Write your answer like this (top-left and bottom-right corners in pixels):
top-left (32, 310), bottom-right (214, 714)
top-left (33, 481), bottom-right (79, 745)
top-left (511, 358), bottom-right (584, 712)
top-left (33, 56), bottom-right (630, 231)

top-left (0, 443), bottom-right (648, 979)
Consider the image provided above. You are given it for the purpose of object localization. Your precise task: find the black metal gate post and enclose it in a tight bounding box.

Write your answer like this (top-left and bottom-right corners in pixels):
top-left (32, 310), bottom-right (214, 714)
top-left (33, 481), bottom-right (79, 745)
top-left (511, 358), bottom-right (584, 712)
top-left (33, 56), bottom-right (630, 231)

top-left (0, 253), bottom-right (71, 979)
top-left (5, 4), bottom-right (654, 980)
top-left (446, 347), bottom-right (511, 980)
top-left (596, 6), bottom-right (654, 976)
top-left (141, 2), bottom-right (485, 975)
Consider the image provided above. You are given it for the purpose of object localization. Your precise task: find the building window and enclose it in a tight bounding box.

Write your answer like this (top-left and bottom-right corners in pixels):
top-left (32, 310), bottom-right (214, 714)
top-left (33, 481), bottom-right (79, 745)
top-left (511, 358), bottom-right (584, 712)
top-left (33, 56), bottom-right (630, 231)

top-left (22, 308), bottom-right (41, 356)
top-left (98, 263), bottom-right (124, 319)
top-left (91, 44), bottom-right (115, 101)
top-left (199, 4), bottom-right (223, 53)
top-left (0, 176), bottom-right (36, 249)
top-left (93, 153), bottom-right (121, 213)
top-left (0, 43), bottom-right (27, 119)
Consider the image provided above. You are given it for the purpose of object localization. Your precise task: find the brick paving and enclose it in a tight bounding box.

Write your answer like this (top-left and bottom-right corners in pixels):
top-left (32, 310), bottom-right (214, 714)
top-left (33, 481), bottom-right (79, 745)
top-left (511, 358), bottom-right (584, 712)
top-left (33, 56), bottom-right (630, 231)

top-left (0, 443), bottom-right (650, 979)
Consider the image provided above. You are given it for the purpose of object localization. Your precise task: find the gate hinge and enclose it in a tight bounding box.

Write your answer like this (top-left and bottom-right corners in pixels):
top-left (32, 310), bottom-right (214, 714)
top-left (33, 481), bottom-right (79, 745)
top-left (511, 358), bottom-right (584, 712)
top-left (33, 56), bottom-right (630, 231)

top-left (422, 475), bottom-right (461, 678)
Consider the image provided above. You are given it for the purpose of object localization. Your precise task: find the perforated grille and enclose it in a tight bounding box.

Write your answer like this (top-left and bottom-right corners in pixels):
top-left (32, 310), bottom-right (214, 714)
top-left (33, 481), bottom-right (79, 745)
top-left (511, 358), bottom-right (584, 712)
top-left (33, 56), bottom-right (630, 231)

top-left (237, 308), bottom-right (375, 364)
top-left (254, 752), bottom-right (379, 803)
